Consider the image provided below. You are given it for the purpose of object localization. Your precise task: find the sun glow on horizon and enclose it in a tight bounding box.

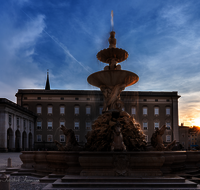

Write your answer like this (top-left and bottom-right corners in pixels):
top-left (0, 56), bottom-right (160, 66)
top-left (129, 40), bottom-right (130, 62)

top-left (192, 118), bottom-right (200, 127)
top-left (182, 117), bottom-right (200, 127)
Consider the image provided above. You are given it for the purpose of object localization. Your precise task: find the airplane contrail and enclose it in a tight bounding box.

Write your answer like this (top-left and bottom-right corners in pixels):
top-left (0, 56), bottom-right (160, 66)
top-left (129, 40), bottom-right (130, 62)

top-left (21, 10), bottom-right (92, 74)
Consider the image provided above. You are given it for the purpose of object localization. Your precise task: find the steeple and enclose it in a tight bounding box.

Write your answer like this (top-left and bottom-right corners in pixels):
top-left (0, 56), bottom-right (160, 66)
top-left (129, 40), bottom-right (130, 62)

top-left (45, 70), bottom-right (50, 90)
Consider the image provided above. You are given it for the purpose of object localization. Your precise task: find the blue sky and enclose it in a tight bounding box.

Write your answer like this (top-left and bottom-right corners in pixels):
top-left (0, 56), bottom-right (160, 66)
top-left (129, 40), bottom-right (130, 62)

top-left (0, 0), bottom-right (200, 126)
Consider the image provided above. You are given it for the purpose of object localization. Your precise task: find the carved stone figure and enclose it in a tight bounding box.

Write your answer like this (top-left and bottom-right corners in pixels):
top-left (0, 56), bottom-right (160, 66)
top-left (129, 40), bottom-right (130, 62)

top-left (85, 111), bottom-right (147, 151)
top-left (100, 84), bottom-right (125, 112)
top-left (113, 155), bottom-right (129, 176)
top-left (54, 125), bottom-right (81, 151)
top-left (111, 121), bottom-right (126, 151)
top-left (151, 125), bottom-right (176, 151)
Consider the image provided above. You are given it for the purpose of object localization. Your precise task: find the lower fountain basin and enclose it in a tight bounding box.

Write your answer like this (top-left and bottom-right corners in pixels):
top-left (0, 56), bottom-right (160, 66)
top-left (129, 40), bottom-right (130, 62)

top-left (19, 151), bottom-right (200, 176)
top-left (87, 70), bottom-right (139, 88)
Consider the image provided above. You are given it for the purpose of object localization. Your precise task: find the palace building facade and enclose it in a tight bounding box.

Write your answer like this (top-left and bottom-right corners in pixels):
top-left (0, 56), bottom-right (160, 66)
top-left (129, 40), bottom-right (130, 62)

top-left (15, 82), bottom-right (180, 150)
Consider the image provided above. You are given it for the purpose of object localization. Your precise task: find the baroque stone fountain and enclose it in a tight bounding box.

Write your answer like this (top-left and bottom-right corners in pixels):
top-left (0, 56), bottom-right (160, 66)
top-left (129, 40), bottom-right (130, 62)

top-left (18, 15), bottom-right (200, 188)
top-left (86, 30), bottom-right (146, 152)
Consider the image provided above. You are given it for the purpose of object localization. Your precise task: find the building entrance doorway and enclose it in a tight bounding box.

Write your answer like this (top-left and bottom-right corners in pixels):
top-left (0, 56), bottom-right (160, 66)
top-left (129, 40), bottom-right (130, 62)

top-left (7, 128), bottom-right (13, 151)
top-left (22, 131), bottom-right (27, 151)
top-left (28, 132), bottom-right (32, 150)
top-left (15, 130), bottom-right (21, 152)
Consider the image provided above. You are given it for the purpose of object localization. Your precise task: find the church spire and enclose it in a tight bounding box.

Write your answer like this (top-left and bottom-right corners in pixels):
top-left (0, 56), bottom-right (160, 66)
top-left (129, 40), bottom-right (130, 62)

top-left (45, 70), bottom-right (50, 90)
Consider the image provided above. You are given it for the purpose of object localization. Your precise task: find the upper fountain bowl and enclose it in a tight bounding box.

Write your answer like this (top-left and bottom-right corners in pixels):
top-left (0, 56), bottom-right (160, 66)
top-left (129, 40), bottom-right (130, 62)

top-left (87, 70), bottom-right (139, 88)
top-left (97, 48), bottom-right (128, 64)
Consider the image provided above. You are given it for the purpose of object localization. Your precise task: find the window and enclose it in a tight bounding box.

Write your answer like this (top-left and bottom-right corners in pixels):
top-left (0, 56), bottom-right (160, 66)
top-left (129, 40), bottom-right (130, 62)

top-left (122, 107), bottom-right (125, 111)
top-left (37, 97), bottom-right (41, 100)
top-left (60, 106), bottom-right (65, 114)
top-left (75, 97), bottom-right (79, 100)
top-left (154, 107), bottom-right (159, 115)
top-left (17, 117), bottom-right (19, 126)
top-left (87, 98), bottom-right (90, 101)
top-left (144, 135), bottom-right (148, 142)
top-left (60, 135), bottom-right (65, 142)
top-left (47, 122), bottom-right (53, 130)
top-left (24, 97), bottom-right (27, 100)
top-left (86, 106), bottom-right (91, 114)
top-left (75, 135), bottom-right (79, 142)
top-left (99, 107), bottom-right (103, 114)
top-left (48, 106), bottom-right (53, 114)
top-left (166, 107), bottom-right (170, 115)
top-left (37, 106), bottom-right (42, 114)
top-left (47, 135), bottom-right (53, 142)
top-left (131, 107), bottom-right (136, 115)
top-left (37, 135), bottom-right (42, 142)
top-left (166, 135), bottom-right (171, 142)
top-left (9, 115), bottom-right (12, 124)
top-left (143, 122), bottom-right (148, 130)
top-left (37, 121), bottom-right (42, 130)
top-left (86, 122), bottom-right (91, 130)
top-left (23, 105), bottom-right (28, 109)
top-left (143, 99), bottom-right (147, 102)
top-left (154, 122), bottom-right (159, 129)
top-left (60, 121), bottom-right (65, 128)
top-left (74, 122), bottom-right (79, 130)
top-left (29, 121), bottom-right (31, 131)
top-left (143, 107), bottom-right (147, 115)
top-left (166, 99), bottom-right (170, 102)
top-left (166, 122), bottom-right (171, 130)
top-left (60, 97), bottom-right (64, 100)
top-left (74, 106), bottom-right (79, 114)
top-left (155, 99), bottom-right (158, 102)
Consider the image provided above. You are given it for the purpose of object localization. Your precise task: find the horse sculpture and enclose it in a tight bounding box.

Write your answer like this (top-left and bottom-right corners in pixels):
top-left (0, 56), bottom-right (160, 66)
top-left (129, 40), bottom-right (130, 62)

top-left (151, 125), bottom-right (176, 151)
top-left (54, 125), bottom-right (81, 151)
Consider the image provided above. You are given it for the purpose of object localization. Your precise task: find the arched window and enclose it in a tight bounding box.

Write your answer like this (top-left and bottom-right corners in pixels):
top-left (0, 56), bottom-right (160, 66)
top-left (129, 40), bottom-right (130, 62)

top-left (154, 122), bottom-right (159, 129)
top-left (166, 107), bottom-right (170, 115)
top-left (166, 122), bottom-right (171, 130)
top-left (143, 107), bottom-right (148, 115)
top-left (86, 121), bottom-right (91, 130)
top-left (60, 106), bottom-right (65, 114)
top-left (154, 107), bottom-right (159, 115)
top-left (143, 122), bottom-right (148, 130)
top-left (47, 105), bottom-right (53, 114)
top-left (74, 106), bottom-right (79, 115)
top-left (47, 121), bottom-right (53, 130)
top-left (74, 121), bottom-right (80, 130)
top-left (131, 107), bottom-right (136, 115)
top-left (37, 134), bottom-right (42, 142)
top-left (86, 106), bottom-right (91, 115)
top-left (37, 121), bottom-right (42, 130)
top-left (47, 135), bottom-right (53, 142)
top-left (36, 105), bottom-right (42, 114)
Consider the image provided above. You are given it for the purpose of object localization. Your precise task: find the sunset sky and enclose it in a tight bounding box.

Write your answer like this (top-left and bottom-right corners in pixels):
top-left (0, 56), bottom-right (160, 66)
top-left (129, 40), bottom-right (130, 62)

top-left (0, 0), bottom-right (200, 126)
